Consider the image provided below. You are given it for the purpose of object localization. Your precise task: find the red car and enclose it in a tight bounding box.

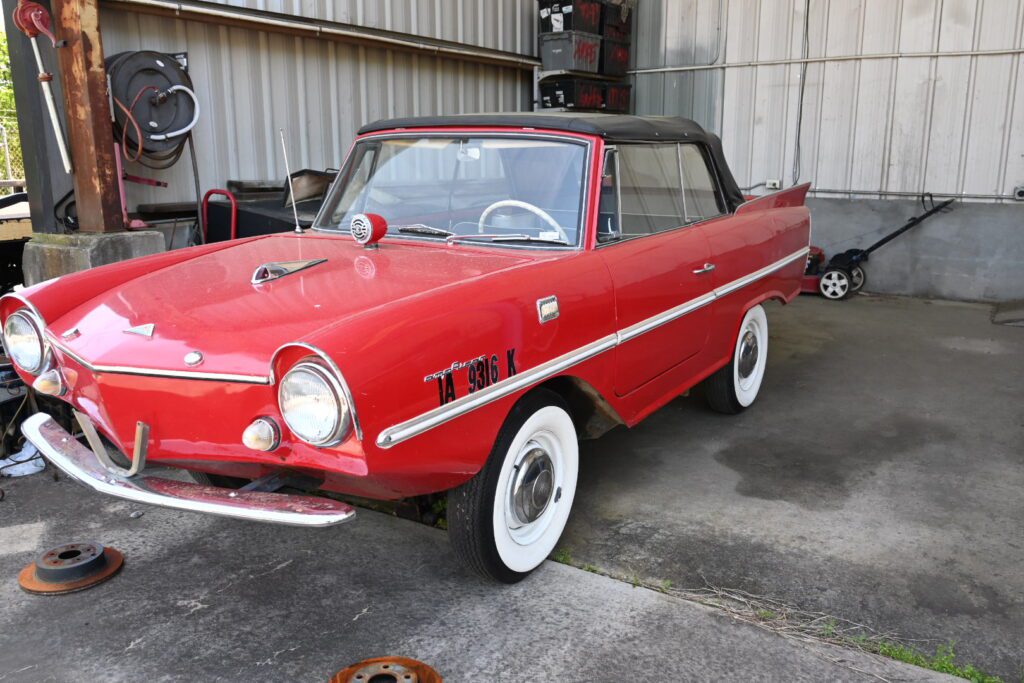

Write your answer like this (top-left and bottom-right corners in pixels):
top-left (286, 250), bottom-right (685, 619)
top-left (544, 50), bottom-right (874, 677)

top-left (5, 114), bottom-right (810, 582)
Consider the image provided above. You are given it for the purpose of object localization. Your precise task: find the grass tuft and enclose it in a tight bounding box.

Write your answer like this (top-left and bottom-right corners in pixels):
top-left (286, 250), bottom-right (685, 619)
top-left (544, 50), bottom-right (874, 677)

top-left (550, 547), bottom-right (573, 565)
top-left (868, 642), bottom-right (1003, 683)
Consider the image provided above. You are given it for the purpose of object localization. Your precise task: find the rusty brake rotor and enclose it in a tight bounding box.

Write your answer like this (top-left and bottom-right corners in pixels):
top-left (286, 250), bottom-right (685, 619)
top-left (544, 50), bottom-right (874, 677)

top-left (18, 542), bottom-right (124, 595)
top-left (330, 656), bottom-right (442, 683)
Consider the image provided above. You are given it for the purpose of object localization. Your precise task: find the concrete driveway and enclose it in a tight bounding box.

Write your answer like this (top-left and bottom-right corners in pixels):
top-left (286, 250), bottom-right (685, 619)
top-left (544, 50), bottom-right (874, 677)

top-left (562, 295), bottom-right (1024, 680)
top-left (0, 475), bottom-right (946, 683)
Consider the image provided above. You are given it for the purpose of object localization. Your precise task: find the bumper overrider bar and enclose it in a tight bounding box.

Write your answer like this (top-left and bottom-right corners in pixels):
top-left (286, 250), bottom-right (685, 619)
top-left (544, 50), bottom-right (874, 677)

top-left (21, 412), bottom-right (355, 527)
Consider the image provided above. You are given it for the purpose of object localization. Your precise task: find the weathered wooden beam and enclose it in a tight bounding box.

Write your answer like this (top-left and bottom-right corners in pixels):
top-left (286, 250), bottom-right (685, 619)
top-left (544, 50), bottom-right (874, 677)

top-left (53, 0), bottom-right (124, 233)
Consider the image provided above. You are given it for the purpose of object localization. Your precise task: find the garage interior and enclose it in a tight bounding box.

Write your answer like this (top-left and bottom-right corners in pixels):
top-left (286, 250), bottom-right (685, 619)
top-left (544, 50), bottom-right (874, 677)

top-left (1, 1), bottom-right (1022, 681)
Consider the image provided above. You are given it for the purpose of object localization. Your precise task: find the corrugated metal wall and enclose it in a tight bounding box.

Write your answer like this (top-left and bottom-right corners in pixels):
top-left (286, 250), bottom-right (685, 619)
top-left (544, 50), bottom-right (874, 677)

top-left (100, 1), bottom-right (536, 203)
top-left (633, 0), bottom-right (1024, 202)
top-left (215, 0), bottom-right (538, 54)
top-left (103, 0), bottom-right (1024, 205)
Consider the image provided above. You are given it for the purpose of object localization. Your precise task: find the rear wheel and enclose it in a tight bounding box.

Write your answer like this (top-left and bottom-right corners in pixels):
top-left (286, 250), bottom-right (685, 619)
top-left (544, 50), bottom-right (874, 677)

top-left (447, 390), bottom-right (578, 583)
top-left (850, 266), bottom-right (866, 292)
top-left (705, 305), bottom-right (769, 415)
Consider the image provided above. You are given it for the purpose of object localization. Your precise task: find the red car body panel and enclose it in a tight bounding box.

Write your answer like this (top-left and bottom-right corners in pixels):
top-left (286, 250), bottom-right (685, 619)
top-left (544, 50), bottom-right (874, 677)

top-left (2, 125), bottom-right (810, 500)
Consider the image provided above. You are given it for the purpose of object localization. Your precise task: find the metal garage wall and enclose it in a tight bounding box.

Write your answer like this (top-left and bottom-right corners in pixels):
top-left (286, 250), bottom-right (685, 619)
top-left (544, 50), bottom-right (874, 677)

top-left (216, 0), bottom-right (538, 55)
top-left (99, 1), bottom-right (535, 204)
top-left (632, 0), bottom-right (725, 134)
top-left (633, 0), bottom-right (1024, 204)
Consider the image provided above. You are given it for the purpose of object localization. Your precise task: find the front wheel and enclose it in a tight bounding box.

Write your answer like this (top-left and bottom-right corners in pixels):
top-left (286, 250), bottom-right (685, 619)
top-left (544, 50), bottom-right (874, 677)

top-left (447, 390), bottom-right (578, 583)
top-left (819, 268), bottom-right (853, 300)
top-left (704, 304), bottom-right (769, 414)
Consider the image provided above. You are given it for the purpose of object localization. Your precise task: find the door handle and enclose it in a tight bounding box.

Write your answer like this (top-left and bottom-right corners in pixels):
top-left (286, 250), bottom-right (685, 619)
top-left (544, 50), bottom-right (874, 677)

top-left (693, 263), bottom-right (716, 275)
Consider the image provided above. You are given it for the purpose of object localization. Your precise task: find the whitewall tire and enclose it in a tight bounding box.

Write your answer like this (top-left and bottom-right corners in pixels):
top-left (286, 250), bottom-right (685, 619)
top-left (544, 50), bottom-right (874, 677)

top-left (448, 389), bottom-right (578, 583)
top-left (705, 304), bottom-right (769, 414)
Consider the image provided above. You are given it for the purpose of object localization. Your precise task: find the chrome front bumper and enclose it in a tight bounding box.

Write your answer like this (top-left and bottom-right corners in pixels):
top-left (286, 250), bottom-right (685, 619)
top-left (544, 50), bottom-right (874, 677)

top-left (21, 413), bottom-right (356, 527)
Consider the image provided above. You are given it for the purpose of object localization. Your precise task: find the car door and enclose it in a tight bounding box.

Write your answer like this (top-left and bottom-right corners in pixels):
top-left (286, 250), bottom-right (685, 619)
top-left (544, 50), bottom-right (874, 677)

top-left (597, 143), bottom-right (718, 397)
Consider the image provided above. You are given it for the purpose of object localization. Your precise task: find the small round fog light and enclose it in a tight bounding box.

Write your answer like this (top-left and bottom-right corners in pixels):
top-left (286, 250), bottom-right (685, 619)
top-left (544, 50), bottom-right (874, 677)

top-left (242, 417), bottom-right (280, 452)
top-left (32, 368), bottom-right (65, 396)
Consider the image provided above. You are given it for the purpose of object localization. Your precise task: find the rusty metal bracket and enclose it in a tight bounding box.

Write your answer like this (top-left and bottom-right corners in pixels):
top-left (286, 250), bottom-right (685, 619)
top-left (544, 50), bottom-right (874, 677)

top-left (73, 410), bottom-right (148, 477)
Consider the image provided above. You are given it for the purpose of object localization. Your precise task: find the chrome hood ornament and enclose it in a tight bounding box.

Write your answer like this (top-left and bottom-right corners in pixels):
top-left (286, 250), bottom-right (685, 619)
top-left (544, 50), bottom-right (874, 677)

top-left (123, 323), bottom-right (155, 338)
top-left (251, 259), bottom-right (327, 285)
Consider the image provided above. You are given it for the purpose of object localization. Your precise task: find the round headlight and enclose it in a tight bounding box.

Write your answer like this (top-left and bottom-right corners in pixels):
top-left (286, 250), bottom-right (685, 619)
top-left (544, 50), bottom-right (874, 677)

top-left (3, 311), bottom-right (45, 374)
top-left (278, 361), bottom-right (351, 446)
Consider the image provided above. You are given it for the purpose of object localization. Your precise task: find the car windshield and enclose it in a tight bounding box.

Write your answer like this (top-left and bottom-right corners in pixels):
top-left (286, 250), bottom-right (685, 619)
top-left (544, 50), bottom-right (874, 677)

top-left (314, 136), bottom-right (588, 247)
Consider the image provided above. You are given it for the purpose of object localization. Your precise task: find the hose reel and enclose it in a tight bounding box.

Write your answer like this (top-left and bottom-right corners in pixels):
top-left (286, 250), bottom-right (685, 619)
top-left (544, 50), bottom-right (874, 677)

top-left (103, 50), bottom-right (205, 242)
top-left (106, 51), bottom-right (199, 169)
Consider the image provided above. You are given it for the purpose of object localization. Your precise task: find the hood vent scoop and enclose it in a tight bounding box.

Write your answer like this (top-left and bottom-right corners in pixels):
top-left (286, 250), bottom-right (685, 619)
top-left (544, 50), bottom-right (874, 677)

top-left (251, 258), bottom-right (327, 285)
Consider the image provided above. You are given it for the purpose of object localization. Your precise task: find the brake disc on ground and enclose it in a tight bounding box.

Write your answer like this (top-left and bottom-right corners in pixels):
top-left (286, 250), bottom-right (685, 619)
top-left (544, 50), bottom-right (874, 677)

top-left (330, 656), bottom-right (442, 683)
top-left (18, 542), bottom-right (124, 595)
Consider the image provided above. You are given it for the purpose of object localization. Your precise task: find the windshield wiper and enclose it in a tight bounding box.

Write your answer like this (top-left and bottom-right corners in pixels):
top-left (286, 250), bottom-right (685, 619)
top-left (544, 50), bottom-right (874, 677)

top-left (395, 224), bottom-right (454, 237)
top-left (447, 233), bottom-right (571, 246)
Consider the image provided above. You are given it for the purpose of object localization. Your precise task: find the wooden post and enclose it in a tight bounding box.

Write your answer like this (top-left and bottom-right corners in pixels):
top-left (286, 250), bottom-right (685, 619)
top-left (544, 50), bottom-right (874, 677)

top-left (53, 0), bottom-right (124, 232)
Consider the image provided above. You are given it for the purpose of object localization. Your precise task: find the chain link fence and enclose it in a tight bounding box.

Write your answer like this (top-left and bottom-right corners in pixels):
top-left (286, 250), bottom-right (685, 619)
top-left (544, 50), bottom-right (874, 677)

top-left (0, 115), bottom-right (25, 196)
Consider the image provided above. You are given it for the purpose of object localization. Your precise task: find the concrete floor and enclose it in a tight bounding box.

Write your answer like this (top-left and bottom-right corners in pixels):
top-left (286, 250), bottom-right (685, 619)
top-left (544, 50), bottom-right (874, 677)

top-left (0, 476), bottom-right (946, 683)
top-left (0, 294), bottom-right (1016, 682)
top-left (563, 294), bottom-right (1024, 680)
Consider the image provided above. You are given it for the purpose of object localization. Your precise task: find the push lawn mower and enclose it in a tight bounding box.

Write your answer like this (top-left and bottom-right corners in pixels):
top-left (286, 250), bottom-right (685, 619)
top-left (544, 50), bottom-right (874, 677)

top-left (802, 194), bottom-right (955, 300)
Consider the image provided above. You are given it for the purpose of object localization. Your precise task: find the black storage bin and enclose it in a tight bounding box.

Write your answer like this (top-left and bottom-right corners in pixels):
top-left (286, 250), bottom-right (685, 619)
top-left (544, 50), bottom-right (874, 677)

top-left (601, 37), bottom-right (631, 76)
top-left (603, 82), bottom-right (632, 113)
top-left (600, 0), bottom-right (634, 40)
top-left (539, 31), bottom-right (602, 73)
top-left (206, 198), bottom-right (321, 242)
top-left (538, 0), bottom-right (602, 35)
top-left (540, 78), bottom-right (605, 110)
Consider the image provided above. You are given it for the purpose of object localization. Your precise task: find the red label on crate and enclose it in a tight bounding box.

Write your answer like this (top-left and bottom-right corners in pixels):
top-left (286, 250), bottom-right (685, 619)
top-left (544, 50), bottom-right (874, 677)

top-left (578, 3), bottom-right (600, 26)
top-left (606, 87), bottom-right (629, 111)
top-left (579, 87), bottom-right (603, 109)
top-left (575, 40), bottom-right (598, 64)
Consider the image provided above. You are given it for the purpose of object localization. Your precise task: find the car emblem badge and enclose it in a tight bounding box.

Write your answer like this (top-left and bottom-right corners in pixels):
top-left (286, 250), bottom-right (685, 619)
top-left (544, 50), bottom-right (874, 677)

top-left (62, 328), bottom-right (81, 340)
top-left (183, 351), bottom-right (204, 367)
top-left (124, 323), bottom-right (155, 338)
top-left (251, 258), bottom-right (327, 285)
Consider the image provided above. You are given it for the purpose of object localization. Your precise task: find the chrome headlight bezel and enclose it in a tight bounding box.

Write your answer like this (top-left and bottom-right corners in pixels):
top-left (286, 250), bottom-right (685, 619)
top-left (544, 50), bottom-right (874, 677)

top-left (3, 309), bottom-right (49, 375)
top-left (277, 360), bottom-right (352, 447)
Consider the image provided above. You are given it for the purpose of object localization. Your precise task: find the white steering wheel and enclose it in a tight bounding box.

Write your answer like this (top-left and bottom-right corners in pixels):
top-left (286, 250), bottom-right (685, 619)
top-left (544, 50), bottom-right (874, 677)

top-left (477, 200), bottom-right (569, 242)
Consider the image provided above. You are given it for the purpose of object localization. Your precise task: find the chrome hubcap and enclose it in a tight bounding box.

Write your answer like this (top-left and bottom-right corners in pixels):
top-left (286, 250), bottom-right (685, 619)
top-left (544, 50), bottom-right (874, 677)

top-left (738, 330), bottom-right (759, 379)
top-left (510, 446), bottom-right (555, 527)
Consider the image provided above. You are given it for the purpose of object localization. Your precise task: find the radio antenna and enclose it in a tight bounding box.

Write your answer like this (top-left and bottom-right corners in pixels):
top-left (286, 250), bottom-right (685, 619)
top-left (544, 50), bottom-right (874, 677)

top-left (279, 128), bottom-right (302, 233)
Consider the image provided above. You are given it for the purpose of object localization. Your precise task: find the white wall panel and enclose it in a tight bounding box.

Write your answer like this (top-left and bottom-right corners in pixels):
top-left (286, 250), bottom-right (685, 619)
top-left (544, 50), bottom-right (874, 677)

top-left (217, 0), bottom-right (537, 54)
top-left (633, 0), bottom-right (1024, 202)
top-left (100, 3), bottom-right (530, 205)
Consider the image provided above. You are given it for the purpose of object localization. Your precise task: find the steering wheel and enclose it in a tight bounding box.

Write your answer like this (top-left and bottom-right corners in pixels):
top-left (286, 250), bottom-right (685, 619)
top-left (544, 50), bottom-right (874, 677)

top-left (477, 200), bottom-right (569, 242)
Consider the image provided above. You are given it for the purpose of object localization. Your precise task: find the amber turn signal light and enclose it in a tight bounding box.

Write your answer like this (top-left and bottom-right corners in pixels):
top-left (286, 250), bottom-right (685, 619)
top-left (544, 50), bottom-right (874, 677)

top-left (242, 417), bottom-right (280, 452)
top-left (32, 368), bottom-right (66, 397)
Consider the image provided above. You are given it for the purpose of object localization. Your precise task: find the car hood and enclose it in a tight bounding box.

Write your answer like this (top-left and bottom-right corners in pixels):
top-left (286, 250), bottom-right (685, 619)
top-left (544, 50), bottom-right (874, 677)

top-left (52, 234), bottom-right (536, 378)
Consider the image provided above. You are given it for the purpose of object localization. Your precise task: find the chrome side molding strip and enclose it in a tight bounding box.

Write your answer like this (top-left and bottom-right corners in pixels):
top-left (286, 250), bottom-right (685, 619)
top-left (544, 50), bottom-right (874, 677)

top-left (377, 334), bottom-right (618, 448)
top-left (47, 341), bottom-right (272, 385)
top-left (377, 247), bottom-right (810, 448)
top-left (22, 413), bottom-right (356, 527)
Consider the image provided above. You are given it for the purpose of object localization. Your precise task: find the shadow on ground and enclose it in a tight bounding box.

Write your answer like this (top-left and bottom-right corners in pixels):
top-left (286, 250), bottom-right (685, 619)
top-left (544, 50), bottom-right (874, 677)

top-left (562, 294), bottom-right (1024, 680)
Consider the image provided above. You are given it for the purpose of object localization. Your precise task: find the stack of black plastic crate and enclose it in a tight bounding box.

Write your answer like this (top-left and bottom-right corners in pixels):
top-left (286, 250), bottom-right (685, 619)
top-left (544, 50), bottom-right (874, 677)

top-left (537, 0), bottom-right (634, 114)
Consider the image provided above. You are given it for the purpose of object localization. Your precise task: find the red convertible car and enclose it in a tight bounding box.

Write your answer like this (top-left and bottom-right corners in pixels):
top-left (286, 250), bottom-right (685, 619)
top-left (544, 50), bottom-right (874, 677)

top-left (6, 114), bottom-right (809, 582)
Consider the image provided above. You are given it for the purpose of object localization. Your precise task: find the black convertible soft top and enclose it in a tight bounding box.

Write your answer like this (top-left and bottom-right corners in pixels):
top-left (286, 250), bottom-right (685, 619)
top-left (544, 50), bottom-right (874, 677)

top-left (357, 113), bottom-right (744, 211)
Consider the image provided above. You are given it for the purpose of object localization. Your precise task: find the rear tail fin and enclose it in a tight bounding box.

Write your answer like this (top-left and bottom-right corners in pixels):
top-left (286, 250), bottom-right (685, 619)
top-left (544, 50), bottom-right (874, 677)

top-left (735, 183), bottom-right (812, 215)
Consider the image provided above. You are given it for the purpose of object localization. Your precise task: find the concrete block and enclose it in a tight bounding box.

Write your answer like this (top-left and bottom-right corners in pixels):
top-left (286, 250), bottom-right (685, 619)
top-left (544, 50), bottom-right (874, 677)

top-left (21, 231), bottom-right (166, 286)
